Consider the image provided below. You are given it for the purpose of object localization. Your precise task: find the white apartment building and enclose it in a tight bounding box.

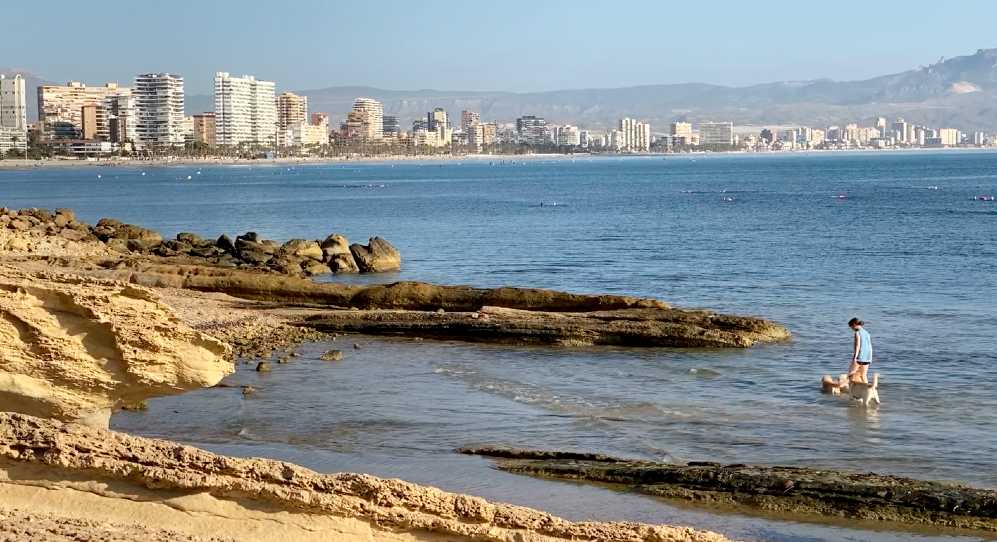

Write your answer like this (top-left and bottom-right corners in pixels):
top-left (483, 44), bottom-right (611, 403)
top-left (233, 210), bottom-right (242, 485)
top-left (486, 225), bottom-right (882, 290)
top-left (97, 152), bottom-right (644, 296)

top-left (1, 74), bottom-right (27, 131)
top-left (0, 74), bottom-right (27, 154)
top-left (214, 72), bottom-right (277, 146)
top-left (670, 122), bottom-right (692, 145)
top-left (351, 97), bottom-right (383, 141)
top-left (557, 125), bottom-right (581, 146)
top-left (618, 118), bottom-right (650, 152)
top-left (134, 73), bottom-right (185, 147)
top-left (700, 122), bottom-right (734, 146)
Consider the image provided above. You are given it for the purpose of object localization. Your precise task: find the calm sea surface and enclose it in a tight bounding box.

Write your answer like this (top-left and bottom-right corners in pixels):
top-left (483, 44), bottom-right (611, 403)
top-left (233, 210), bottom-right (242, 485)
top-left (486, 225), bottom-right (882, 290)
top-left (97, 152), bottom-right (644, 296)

top-left (3, 152), bottom-right (996, 542)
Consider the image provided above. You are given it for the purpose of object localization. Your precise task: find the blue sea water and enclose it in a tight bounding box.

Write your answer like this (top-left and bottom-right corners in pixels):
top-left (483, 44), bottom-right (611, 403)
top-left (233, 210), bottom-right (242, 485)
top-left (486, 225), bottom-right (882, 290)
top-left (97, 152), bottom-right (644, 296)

top-left (3, 151), bottom-right (996, 542)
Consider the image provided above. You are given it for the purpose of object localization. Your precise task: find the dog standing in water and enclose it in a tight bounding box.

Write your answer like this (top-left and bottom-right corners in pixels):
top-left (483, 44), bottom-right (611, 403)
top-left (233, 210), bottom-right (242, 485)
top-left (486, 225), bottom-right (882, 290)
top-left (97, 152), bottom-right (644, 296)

top-left (820, 317), bottom-right (881, 406)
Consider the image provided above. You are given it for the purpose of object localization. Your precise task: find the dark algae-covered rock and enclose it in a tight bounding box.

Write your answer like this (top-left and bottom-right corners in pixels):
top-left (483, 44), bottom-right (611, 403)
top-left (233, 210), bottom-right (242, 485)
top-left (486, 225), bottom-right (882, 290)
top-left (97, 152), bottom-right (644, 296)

top-left (459, 447), bottom-right (997, 532)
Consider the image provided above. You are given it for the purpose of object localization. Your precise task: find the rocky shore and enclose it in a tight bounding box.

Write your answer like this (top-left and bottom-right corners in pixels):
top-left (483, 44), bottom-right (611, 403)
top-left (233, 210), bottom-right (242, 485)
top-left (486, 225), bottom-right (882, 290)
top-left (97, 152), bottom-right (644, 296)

top-left (460, 447), bottom-right (997, 532)
top-left (0, 413), bottom-right (731, 542)
top-left (1, 207), bottom-right (401, 276)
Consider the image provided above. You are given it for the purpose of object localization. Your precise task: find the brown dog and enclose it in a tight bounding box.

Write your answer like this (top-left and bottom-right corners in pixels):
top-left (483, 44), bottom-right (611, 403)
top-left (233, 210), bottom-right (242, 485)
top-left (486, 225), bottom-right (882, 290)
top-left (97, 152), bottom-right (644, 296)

top-left (821, 373), bottom-right (850, 395)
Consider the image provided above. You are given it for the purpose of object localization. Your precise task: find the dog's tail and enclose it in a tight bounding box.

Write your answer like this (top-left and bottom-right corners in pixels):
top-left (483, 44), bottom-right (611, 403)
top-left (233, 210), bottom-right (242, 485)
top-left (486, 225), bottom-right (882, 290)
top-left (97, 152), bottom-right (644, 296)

top-left (872, 373), bottom-right (880, 389)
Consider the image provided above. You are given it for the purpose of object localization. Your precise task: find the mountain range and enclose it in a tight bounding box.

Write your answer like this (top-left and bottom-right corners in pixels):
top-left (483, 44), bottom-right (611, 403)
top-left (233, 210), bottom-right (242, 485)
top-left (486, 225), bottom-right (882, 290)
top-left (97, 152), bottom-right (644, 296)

top-left (7, 48), bottom-right (997, 132)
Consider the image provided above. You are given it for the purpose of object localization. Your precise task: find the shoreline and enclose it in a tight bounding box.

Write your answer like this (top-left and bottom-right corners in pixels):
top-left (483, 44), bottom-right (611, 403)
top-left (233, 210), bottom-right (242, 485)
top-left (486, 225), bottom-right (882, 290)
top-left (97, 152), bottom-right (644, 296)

top-left (1, 206), bottom-right (994, 540)
top-left (0, 146), bottom-right (994, 170)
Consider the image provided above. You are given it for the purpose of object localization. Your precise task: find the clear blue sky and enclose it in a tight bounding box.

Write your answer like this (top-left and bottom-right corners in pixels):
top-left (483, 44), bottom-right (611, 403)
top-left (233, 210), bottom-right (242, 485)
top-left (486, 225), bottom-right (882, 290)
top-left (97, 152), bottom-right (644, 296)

top-left (4, 0), bottom-right (996, 95)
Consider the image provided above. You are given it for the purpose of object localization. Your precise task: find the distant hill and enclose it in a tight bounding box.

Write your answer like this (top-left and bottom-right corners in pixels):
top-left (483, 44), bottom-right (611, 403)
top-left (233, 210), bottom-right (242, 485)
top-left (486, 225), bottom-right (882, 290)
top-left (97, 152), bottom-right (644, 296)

top-left (24, 48), bottom-right (997, 131)
top-left (281, 48), bottom-right (997, 132)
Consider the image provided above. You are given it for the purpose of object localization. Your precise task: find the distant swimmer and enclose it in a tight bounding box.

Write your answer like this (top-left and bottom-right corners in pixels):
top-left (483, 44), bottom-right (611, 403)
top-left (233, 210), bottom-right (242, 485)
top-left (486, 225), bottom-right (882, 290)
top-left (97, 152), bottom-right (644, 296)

top-left (973, 195), bottom-right (995, 201)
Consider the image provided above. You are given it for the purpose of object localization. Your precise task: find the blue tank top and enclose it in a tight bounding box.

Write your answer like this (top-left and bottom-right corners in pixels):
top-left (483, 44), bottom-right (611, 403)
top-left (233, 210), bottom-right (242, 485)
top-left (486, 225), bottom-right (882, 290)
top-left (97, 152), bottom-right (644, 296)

top-left (856, 328), bottom-right (873, 362)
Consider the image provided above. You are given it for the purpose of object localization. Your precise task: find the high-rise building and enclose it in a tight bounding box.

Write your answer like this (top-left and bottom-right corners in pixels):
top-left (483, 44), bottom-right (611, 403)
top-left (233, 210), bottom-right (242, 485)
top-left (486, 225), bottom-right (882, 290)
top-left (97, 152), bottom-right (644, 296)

top-left (670, 122), bottom-right (692, 145)
top-left (619, 118), bottom-right (650, 151)
top-left (277, 92), bottom-right (308, 134)
top-left (516, 115), bottom-right (549, 145)
top-left (134, 73), bottom-right (185, 148)
top-left (699, 122), bottom-right (734, 146)
top-left (937, 128), bottom-right (960, 146)
top-left (0, 74), bottom-right (27, 154)
top-left (557, 125), bottom-right (581, 146)
top-left (105, 94), bottom-right (136, 144)
top-left (0, 74), bottom-right (27, 131)
top-left (192, 112), bottom-right (216, 145)
top-left (351, 97), bottom-right (383, 141)
top-left (460, 110), bottom-right (480, 133)
top-left (37, 81), bottom-right (130, 140)
top-left (428, 108), bottom-right (451, 144)
top-left (311, 113), bottom-right (329, 127)
top-left (214, 72), bottom-right (277, 146)
top-left (81, 104), bottom-right (99, 140)
top-left (382, 115), bottom-right (400, 136)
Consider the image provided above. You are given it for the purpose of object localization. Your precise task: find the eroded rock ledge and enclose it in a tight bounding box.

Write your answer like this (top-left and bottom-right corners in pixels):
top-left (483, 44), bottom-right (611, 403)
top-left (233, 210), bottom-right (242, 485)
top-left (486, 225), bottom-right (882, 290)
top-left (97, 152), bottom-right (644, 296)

top-left (101, 264), bottom-right (789, 347)
top-left (0, 267), bottom-right (232, 428)
top-left (0, 413), bottom-right (731, 542)
top-left (459, 447), bottom-right (997, 532)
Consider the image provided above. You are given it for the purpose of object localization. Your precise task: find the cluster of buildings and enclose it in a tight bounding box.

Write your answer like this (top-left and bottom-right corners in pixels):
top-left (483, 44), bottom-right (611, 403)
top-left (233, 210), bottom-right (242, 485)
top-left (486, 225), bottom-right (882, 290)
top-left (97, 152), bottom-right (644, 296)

top-left (1, 68), bottom-right (994, 158)
top-left (739, 117), bottom-right (991, 150)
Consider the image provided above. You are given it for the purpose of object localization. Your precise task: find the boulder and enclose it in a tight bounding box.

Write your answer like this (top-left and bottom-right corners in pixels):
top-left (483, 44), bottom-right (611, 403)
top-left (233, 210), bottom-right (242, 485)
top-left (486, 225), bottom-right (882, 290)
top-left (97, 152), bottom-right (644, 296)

top-left (216, 234), bottom-right (235, 253)
top-left (8, 218), bottom-right (31, 231)
top-left (268, 255), bottom-right (305, 276)
top-left (176, 232), bottom-right (203, 245)
top-left (349, 237), bottom-right (401, 273)
top-left (59, 228), bottom-right (88, 242)
top-left (93, 218), bottom-right (163, 245)
top-left (321, 234), bottom-right (360, 273)
top-left (0, 269), bottom-right (232, 428)
top-left (302, 259), bottom-right (331, 277)
top-left (280, 239), bottom-right (323, 261)
top-left (4, 238), bottom-right (29, 252)
top-left (320, 350), bottom-right (344, 361)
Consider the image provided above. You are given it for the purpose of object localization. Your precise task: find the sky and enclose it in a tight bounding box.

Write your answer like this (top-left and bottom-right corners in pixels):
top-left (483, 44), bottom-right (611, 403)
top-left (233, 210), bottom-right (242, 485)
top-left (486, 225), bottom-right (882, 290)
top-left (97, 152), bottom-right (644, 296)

top-left (3, 0), bottom-right (996, 95)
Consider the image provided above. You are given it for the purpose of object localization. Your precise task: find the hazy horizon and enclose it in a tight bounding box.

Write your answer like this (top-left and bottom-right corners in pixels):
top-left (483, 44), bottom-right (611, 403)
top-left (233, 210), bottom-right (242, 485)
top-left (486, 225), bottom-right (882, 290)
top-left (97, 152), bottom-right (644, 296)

top-left (5, 0), bottom-right (997, 95)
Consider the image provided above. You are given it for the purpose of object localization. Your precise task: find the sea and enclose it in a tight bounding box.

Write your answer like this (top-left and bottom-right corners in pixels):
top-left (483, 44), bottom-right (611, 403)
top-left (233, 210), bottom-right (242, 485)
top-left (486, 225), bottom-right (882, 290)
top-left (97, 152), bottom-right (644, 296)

top-left (2, 151), bottom-right (996, 542)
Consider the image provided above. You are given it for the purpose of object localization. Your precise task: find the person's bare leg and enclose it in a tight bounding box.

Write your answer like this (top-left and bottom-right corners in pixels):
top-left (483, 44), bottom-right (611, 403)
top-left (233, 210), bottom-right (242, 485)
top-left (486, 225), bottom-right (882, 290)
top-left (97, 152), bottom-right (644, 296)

top-left (858, 364), bottom-right (869, 384)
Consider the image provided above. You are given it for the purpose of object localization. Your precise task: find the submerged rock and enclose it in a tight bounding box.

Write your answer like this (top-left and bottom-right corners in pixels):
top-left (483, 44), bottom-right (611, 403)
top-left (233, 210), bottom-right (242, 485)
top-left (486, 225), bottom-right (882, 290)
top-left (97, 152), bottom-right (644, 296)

top-left (0, 267), bottom-right (232, 428)
top-left (461, 447), bottom-right (997, 531)
top-left (320, 350), bottom-right (344, 361)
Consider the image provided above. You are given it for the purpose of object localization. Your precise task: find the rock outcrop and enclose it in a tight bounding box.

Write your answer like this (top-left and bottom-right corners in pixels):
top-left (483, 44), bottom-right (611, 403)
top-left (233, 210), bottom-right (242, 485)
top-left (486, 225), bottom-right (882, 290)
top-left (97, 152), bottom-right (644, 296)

top-left (350, 237), bottom-right (401, 272)
top-left (84, 264), bottom-right (788, 348)
top-left (0, 267), bottom-right (232, 428)
top-left (0, 208), bottom-right (399, 278)
top-left (461, 447), bottom-right (997, 531)
top-left (0, 413), bottom-right (732, 542)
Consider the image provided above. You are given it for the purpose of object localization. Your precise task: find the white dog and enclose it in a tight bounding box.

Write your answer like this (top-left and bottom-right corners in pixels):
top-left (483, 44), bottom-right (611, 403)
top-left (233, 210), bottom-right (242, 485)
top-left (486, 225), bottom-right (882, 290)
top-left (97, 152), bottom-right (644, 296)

top-left (848, 373), bottom-right (880, 407)
top-left (821, 373), bottom-right (881, 407)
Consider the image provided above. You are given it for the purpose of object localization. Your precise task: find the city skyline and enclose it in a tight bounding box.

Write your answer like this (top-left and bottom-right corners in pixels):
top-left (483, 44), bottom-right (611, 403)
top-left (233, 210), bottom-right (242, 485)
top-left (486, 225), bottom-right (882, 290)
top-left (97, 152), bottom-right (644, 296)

top-left (3, 1), bottom-right (997, 95)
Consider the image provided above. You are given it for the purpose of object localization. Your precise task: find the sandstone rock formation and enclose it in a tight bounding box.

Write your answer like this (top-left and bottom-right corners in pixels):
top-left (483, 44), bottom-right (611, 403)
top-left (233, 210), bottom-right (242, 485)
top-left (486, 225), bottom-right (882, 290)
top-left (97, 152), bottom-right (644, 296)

top-left (0, 267), bottom-right (232, 428)
top-left (350, 237), bottom-right (401, 272)
top-left (0, 413), bottom-right (732, 542)
top-left (461, 447), bottom-right (997, 531)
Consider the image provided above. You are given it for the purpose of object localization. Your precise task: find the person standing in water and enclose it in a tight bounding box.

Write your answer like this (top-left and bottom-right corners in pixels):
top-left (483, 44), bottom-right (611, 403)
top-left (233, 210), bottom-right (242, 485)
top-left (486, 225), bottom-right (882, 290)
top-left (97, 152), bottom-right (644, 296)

top-left (848, 317), bottom-right (873, 383)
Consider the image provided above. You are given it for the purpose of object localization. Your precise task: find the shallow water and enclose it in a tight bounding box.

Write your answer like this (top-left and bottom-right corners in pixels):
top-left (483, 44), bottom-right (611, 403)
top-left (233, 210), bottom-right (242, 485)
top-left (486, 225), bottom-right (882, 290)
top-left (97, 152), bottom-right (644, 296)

top-left (3, 151), bottom-right (996, 541)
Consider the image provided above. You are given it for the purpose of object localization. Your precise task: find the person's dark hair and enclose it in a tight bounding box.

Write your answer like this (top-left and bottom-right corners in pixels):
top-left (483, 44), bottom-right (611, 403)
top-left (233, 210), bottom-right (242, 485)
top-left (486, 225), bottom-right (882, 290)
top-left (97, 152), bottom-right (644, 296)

top-left (848, 317), bottom-right (863, 327)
